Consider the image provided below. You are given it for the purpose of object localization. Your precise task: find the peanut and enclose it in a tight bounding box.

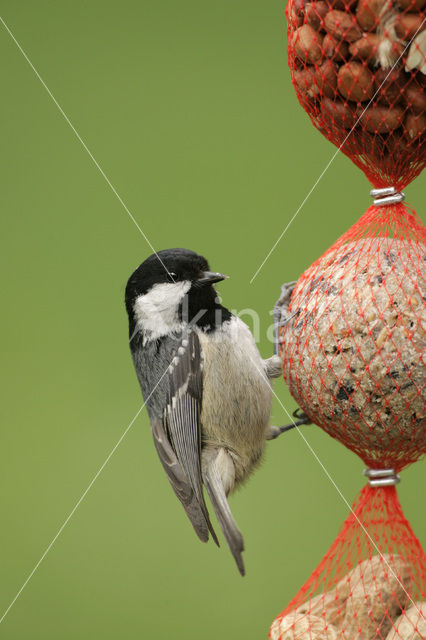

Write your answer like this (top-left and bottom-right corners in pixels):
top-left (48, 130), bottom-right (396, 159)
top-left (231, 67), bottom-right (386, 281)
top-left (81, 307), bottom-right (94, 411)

top-left (404, 82), bottom-right (426, 112)
top-left (305, 1), bottom-right (328, 29)
top-left (324, 10), bottom-right (362, 41)
top-left (297, 590), bottom-right (348, 629)
top-left (293, 0), bottom-right (310, 15)
top-left (342, 555), bottom-right (412, 640)
top-left (396, 13), bottom-right (426, 39)
top-left (289, 5), bottom-right (304, 28)
top-left (293, 24), bottom-right (324, 63)
top-left (356, 0), bottom-right (388, 31)
top-left (315, 60), bottom-right (339, 98)
top-left (405, 111), bottom-right (426, 138)
top-left (338, 62), bottom-right (374, 102)
top-left (322, 96), bottom-right (358, 128)
top-left (374, 68), bottom-right (405, 105)
top-left (385, 602), bottom-right (426, 640)
top-left (270, 612), bottom-right (338, 640)
top-left (294, 66), bottom-right (320, 98)
top-left (322, 33), bottom-right (349, 60)
top-left (349, 33), bottom-right (381, 59)
top-left (357, 105), bottom-right (404, 132)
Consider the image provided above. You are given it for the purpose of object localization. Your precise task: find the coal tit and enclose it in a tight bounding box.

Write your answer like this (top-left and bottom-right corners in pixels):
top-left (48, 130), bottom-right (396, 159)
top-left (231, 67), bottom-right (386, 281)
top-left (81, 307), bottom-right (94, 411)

top-left (125, 248), bottom-right (283, 575)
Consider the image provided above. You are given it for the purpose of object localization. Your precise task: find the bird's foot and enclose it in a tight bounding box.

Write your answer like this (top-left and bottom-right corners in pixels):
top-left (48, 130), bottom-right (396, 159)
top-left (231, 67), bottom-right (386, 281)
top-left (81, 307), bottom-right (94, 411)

top-left (264, 354), bottom-right (283, 379)
top-left (266, 408), bottom-right (312, 440)
top-left (273, 281), bottom-right (298, 356)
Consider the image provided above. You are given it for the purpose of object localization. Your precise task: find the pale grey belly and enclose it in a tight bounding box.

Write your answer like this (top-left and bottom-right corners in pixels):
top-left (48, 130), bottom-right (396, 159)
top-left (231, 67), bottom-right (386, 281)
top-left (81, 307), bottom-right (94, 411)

top-left (198, 328), bottom-right (272, 481)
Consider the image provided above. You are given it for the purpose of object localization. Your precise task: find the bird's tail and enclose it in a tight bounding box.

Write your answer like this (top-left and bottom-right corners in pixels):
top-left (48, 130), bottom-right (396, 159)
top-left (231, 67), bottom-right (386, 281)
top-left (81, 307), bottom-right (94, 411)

top-left (203, 449), bottom-right (245, 576)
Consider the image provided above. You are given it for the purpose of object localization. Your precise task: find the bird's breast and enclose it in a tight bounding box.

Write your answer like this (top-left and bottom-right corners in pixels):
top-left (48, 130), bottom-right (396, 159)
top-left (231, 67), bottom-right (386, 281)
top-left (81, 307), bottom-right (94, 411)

top-left (197, 318), bottom-right (272, 479)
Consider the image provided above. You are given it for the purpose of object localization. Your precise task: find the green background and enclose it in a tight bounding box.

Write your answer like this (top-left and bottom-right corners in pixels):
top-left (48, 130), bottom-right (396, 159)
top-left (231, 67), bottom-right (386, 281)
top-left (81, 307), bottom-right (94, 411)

top-left (0, 1), bottom-right (424, 638)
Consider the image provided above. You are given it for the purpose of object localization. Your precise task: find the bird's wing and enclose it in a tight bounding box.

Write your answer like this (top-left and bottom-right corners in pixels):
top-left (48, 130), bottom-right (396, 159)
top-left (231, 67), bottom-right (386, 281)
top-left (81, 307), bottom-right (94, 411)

top-left (151, 417), bottom-right (212, 543)
top-left (155, 329), bottom-right (218, 545)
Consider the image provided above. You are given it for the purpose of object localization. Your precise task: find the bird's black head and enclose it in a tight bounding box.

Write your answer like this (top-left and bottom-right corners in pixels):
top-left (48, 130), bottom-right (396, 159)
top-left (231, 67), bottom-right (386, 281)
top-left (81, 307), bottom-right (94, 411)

top-left (125, 248), bottom-right (231, 341)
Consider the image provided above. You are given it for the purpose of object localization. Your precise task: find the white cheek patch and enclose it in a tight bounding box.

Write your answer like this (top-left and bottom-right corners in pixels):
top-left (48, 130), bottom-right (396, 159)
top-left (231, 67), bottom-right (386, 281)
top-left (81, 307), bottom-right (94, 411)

top-left (133, 281), bottom-right (191, 341)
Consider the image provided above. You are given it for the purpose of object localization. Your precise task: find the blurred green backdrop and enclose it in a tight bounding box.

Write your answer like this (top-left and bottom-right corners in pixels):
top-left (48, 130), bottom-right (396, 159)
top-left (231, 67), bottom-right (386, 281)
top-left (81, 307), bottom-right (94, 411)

top-left (0, 1), bottom-right (424, 638)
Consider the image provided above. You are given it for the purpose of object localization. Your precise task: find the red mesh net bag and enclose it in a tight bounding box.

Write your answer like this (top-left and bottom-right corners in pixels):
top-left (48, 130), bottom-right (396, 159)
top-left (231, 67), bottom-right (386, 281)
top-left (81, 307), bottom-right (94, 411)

top-left (280, 203), bottom-right (426, 471)
top-left (269, 486), bottom-right (426, 640)
top-left (269, 2), bottom-right (426, 637)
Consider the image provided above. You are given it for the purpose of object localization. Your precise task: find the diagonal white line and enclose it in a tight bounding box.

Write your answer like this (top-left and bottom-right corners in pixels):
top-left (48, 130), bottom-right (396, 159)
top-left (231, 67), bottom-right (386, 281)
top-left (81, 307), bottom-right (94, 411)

top-left (0, 406), bottom-right (142, 625)
top-left (0, 15), bottom-right (175, 281)
top-left (0, 353), bottom-right (172, 625)
top-left (250, 18), bottom-right (426, 284)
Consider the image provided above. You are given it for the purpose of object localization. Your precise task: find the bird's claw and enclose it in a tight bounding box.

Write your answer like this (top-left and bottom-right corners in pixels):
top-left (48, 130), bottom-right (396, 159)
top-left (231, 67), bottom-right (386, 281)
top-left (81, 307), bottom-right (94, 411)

top-left (264, 354), bottom-right (283, 379)
top-left (273, 281), bottom-right (297, 356)
top-left (292, 408), bottom-right (312, 425)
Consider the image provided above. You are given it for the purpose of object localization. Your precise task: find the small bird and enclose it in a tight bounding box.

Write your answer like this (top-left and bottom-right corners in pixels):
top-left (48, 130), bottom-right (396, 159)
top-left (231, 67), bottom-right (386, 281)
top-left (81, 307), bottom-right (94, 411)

top-left (125, 248), bottom-right (285, 575)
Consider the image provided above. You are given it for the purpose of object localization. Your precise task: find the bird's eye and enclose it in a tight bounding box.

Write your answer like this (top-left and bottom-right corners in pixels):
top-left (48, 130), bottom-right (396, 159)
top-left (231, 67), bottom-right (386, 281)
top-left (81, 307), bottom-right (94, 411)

top-left (168, 272), bottom-right (177, 280)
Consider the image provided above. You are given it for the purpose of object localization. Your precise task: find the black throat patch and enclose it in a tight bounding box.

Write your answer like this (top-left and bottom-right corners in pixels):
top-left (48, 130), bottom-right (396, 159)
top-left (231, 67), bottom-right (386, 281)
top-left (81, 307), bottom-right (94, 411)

top-left (179, 284), bottom-right (232, 332)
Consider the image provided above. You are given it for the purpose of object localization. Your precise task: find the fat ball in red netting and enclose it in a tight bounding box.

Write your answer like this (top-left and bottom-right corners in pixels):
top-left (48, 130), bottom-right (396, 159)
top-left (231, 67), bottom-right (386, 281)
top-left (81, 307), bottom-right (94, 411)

top-left (277, 203), bottom-right (426, 471)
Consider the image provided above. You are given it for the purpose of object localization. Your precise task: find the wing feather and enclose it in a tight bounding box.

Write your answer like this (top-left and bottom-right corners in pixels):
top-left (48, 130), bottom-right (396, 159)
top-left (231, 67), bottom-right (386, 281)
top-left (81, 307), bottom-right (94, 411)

top-left (151, 417), bottom-right (210, 542)
top-left (164, 330), bottom-right (218, 545)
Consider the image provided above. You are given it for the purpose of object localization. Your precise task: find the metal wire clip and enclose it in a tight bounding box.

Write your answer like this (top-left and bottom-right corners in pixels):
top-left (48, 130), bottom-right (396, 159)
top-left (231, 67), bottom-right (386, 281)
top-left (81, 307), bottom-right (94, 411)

top-left (370, 187), bottom-right (405, 206)
top-left (363, 468), bottom-right (401, 487)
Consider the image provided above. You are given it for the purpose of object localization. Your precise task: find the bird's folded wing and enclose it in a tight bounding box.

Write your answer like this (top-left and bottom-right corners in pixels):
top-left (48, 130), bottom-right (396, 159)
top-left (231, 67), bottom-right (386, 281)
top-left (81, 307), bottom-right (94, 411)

top-left (151, 417), bottom-right (210, 542)
top-left (156, 329), bottom-right (218, 545)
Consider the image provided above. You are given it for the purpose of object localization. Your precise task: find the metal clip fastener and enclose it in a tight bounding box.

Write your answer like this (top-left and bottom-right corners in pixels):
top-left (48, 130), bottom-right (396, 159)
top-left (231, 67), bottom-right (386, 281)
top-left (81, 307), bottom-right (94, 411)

top-left (370, 187), bottom-right (405, 206)
top-left (363, 468), bottom-right (401, 487)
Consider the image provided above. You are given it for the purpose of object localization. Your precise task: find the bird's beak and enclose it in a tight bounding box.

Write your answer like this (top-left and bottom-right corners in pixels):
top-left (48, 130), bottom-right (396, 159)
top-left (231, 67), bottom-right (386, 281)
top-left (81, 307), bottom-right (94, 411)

top-left (197, 271), bottom-right (228, 285)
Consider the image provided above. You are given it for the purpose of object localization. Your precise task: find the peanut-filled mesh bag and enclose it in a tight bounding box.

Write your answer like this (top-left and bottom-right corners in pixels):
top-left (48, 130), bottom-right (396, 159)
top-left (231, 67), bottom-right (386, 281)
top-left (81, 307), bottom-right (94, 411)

top-left (287, 0), bottom-right (426, 188)
top-left (269, 486), bottom-right (426, 640)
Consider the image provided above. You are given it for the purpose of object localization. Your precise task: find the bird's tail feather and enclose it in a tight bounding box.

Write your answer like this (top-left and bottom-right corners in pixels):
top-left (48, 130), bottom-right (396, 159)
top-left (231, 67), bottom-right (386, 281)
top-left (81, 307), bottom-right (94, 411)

top-left (203, 452), bottom-right (245, 576)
